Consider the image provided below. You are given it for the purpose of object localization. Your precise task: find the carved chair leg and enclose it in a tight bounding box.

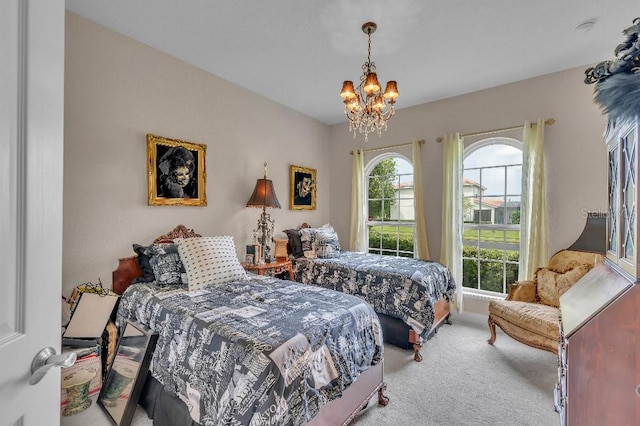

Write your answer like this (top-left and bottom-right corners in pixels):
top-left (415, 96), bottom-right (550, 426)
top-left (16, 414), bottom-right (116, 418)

top-left (487, 316), bottom-right (497, 345)
top-left (377, 382), bottom-right (389, 406)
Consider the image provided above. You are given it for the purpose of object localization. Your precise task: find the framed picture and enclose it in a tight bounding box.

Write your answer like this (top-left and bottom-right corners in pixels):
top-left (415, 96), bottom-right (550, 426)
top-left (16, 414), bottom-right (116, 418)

top-left (98, 320), bottom-right (158, 426)
top-left (147, 133), bottom-right (207, 206)
top-left (290, 165), bottom-right (316, 210)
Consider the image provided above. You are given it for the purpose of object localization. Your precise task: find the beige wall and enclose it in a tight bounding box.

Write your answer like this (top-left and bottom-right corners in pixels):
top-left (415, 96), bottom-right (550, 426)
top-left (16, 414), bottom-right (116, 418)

top-left (63, 12), bottom-right (331, 295)
top-left (328, 66), bottom-right (608, 263)
top-left (64, 11), bottom-right (609, 299)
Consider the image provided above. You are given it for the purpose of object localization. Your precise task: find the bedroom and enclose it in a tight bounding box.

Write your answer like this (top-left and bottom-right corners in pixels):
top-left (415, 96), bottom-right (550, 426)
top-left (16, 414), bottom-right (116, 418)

top-left (2, 0), bottom-right (638, 424)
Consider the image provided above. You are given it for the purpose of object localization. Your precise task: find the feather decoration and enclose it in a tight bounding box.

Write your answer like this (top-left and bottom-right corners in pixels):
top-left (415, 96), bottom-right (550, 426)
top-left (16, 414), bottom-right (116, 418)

top-left (593, 72), bottom-right (640, 122)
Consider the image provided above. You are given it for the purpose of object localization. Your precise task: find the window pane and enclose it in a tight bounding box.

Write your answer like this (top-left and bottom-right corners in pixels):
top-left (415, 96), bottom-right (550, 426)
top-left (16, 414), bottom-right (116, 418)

top-left (368, 200), bottom-right (382, 221)
top-left (479, 260), bottom-right (504, 292)
top-left (396, 199), bottom-right (415, 221)
top-left (480, 167), bottom-right (506, 197)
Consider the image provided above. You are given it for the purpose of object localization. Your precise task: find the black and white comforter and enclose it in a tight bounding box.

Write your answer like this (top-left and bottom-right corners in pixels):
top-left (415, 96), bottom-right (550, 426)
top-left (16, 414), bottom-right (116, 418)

top-left (292, 251), bottom-right (456, 339)
top-left (116, 275), bottom-right (383, 426)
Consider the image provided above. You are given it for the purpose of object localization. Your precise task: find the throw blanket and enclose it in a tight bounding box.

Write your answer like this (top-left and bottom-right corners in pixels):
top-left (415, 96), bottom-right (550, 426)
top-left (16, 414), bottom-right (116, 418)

top-left (116, 275), bottom-right (382, 426)
top-left (292, 251), bottom-right (456, 339)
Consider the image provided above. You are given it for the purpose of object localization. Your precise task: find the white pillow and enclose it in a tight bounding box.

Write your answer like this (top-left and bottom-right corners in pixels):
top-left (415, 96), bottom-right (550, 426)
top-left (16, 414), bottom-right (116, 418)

top-left (175, 236), bottom-right (247, 291)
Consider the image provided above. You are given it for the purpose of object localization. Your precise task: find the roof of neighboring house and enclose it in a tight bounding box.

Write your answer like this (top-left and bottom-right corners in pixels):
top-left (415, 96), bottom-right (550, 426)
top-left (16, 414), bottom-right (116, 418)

top-left (463, 178), bottom-right (486, 190)
top-left (393, 181), bottom-right (414, 189)
top-left (467, 197), bottom-right (521, 208)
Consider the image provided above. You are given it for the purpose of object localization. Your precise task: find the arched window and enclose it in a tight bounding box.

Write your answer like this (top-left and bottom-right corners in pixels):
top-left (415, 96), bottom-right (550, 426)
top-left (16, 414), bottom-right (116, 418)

top-left (462, 138), bottom-right (522, 294)
top-left (365, 153), bottom-right (415, 258)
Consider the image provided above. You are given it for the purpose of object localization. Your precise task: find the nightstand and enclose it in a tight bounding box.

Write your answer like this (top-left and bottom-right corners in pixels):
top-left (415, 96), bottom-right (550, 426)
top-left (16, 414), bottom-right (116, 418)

top-left (242, 258), bottom-right (294, 280)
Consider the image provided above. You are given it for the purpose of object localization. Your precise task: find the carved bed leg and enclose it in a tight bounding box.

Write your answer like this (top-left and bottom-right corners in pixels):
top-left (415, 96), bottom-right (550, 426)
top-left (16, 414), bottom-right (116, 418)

top-left (412, 342), bottom-right (423, 362)
top-left (487, 316), bottom-right (497, 345)
top-left (377, 382), bottom-right (389, 406)
top-left (445, 314), bottom-right (452, 325)
top-left (408, 330), bottom-right (424, 362)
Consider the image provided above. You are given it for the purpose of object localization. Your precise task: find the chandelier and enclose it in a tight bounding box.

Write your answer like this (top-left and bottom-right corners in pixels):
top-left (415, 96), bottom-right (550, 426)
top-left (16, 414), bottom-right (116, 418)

top-left (340, 22), bottom-right (399, 142)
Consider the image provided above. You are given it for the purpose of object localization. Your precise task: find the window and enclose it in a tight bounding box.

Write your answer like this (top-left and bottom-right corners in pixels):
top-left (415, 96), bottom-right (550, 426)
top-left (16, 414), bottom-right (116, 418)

top-left (462, 138), bottom-right (522, 294)
top-left (365, 154), bottom-right (415, 258)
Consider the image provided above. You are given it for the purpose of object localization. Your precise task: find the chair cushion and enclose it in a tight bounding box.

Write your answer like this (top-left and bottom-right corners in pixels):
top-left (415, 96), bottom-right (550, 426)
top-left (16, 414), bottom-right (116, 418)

top-left (546, 250), bottom-right (598, 272)
top-left (536, 264), bottom-right (592, 307)
top-left (489, 300), bottom-right (560, 341)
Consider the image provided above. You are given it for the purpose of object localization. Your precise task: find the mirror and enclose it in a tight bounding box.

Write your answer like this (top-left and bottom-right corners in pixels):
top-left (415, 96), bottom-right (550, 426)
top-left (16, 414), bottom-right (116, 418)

top-left (98, 320), bottom-right (157, 426)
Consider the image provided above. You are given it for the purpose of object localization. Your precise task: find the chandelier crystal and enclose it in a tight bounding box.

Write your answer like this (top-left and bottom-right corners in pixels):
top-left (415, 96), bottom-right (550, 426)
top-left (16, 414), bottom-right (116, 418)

top-left (340, 22), bottom-right (399, 142)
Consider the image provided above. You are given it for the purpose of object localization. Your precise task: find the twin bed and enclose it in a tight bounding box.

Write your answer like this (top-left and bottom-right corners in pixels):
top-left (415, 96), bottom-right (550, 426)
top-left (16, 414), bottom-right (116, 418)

top-left (111, 225), bottom-right (387, 426)
top-left (284, 224), bottom-right (456, 362)
top-left (110, 223), bottom-right (455, 425)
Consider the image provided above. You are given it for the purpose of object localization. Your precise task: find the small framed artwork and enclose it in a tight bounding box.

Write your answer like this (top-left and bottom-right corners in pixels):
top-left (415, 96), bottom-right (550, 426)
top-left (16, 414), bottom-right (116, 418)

top-left (147, 133), bottom-right (207, 206)
top-left (290, 165), bottom-right (316, 210)
top-left (98, 320), bottom-right (158, 426)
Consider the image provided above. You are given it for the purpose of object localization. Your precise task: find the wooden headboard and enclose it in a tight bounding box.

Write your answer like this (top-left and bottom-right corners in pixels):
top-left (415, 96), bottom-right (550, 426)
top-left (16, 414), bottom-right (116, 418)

top-left (111, 224), bottom-right (201, 295)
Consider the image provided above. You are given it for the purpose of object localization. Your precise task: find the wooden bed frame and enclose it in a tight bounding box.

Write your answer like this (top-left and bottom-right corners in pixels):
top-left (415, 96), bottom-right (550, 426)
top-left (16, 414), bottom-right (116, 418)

top-left (410, 298), bottom-right (452, 362)
top-left (111, 224), bottom-right (389, 425)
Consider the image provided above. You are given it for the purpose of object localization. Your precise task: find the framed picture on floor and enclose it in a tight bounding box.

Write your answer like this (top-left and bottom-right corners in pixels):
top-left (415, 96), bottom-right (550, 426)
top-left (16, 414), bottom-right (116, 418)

top-left (147, 133), bottom-right (207, 206)
top-left (98, 320), bottom-right (158, 426)
top-left (290, 165), bottom-right (316, 210)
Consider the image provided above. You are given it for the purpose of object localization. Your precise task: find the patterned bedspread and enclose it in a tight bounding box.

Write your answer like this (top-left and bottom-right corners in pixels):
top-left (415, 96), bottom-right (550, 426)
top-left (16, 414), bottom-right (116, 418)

top-left (292, 251), bottom-right (456, 339)
top-left (116, 275), bottom-right (383, 426)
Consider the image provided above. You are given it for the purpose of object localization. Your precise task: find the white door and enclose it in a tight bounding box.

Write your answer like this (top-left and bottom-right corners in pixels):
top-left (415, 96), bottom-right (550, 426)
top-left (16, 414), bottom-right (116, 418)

top-left (0, 0), bottom-right (66, 424)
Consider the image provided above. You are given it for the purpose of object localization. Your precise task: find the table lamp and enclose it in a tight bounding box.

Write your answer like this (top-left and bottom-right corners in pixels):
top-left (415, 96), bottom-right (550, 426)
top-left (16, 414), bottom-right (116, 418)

top-left (246, 162), bottom-right (281, 264)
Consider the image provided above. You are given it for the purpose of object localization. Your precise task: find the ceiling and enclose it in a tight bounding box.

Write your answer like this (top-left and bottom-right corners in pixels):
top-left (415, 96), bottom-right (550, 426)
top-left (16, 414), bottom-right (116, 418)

top-left (65, 0), bottom-right (638, 125)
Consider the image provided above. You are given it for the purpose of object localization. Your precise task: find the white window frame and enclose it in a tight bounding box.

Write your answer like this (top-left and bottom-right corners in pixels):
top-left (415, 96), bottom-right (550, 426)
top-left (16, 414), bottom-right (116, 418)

top-left (364, 152), bottom-right (416, 258)
top-left (463, 137), bottom-right (523, 295)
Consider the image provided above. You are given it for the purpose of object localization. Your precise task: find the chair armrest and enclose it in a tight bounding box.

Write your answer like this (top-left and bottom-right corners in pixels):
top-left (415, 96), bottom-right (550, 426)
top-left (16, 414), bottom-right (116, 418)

top-left (506, 280), bottom-right (537, 302)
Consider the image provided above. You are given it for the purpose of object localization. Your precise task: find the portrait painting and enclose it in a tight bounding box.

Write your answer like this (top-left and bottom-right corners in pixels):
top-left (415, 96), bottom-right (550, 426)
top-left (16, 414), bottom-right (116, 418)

top-left (290, 165), bottom-right (316, 210)
top-left (147, 134), bottom-right (207, 206)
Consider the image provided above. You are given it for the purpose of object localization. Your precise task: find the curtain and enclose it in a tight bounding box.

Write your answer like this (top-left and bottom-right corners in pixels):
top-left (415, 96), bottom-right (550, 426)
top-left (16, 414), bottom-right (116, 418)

top-left (350, 149), bottom-right (367, 252)
top-left (440, 133), bottom-right (464, 312)
top-left (413, 140), bottom-right (431, 260)
top-left (519, 118), bottom-right (548, 280)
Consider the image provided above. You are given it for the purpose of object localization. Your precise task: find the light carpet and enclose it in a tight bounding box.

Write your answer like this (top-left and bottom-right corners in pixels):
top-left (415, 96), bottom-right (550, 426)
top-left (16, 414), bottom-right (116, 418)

top-left (62, 312), bottom-right (559, 426)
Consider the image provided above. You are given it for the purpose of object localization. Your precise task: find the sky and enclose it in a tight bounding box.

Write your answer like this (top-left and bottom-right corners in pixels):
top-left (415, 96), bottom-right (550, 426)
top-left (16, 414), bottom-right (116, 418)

top-left (394, 143), bottom-right (523, 196)
top-left (464, 144), bottom-right (522, 196)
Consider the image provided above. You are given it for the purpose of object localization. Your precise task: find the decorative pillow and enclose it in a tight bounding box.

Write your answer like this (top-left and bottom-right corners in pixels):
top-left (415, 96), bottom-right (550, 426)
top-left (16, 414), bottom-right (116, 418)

top-left (145, 243), bottom-right (186, 287)
top-left (284, 229), bottom-right (304, 258)
top-left (315, 224), bottom-right (340, 258)
top-left (132, 243), bottom-right (155, 282)
top-left (175, 236), bottom-right (247, 292)
top-left (536, 264), bottom-right (593, 307)
top-left (299, 228), bottom-right (317, 259)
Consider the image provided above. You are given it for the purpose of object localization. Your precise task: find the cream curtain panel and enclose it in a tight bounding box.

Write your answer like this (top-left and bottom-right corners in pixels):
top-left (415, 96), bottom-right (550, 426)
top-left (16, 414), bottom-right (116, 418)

top-left (440, 133), bottom-right (464, 312)
top-left (413, 140), bottom-right (431, 260)
top-left (519, 118), bottom-right (548, 280)
top-left (350, 149), bottom-right (367, 252)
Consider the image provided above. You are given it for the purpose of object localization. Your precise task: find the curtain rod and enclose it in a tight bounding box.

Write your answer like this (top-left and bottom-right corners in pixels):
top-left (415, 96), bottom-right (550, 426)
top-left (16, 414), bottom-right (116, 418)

top-left (349, 139), bottom-right (425, 155)
top-left (435, 118), bottom-right (555, 143)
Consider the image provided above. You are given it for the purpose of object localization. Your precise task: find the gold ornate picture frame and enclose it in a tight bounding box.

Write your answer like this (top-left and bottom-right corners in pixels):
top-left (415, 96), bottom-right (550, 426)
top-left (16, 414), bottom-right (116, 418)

top-left (290, 165), bottom-right (316, 210)
top-left (147, 133), bottom-right (207, 206)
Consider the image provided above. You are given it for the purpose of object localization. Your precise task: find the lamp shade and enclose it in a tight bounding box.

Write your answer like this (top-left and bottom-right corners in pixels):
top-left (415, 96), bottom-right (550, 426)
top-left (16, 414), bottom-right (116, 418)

top-left (246, 178), bottom-right (281, 208)
top-left (364, 72), bottom-right (380, 95)
top-left (340, 81), bottom-right (356, 100)
top-left (383, 81), bottom-right (399, 100)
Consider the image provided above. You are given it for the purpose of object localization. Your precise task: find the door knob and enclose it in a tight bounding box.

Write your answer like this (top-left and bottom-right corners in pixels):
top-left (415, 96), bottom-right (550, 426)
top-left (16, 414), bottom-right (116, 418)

top-left (29, 347), bottom-right (76, 385)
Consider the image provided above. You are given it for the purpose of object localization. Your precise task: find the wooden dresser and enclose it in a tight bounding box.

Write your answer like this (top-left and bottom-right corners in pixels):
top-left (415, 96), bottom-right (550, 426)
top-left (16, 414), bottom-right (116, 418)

top-left (556, 117), bottom-right (640, 425)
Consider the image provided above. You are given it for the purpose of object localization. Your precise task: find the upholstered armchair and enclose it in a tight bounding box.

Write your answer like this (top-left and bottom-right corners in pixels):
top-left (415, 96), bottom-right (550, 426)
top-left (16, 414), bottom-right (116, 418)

top-left (487, 250), bottom-right (600, 354)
